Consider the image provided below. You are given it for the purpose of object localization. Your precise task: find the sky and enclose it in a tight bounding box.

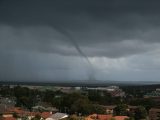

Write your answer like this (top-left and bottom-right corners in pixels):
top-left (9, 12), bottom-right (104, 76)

top-left (1, 0), bottom-right (160, 82)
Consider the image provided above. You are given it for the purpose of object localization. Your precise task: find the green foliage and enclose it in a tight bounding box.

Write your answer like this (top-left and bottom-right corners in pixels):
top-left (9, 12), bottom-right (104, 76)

top-left (87, 90), bottom-right (122, 105)
top-left (13, 112), bottom-right (18, 118)
top-left (113, 104), bottom-right (128, 116)
top-left (129, 98), bottom-right (155, 111)
top-left (0, 85), bottom-right (156, 118)
top-left (70, 98), bottom-right (90, 114)
top-left (124, 117), bottom-right (135, 120)
top-left (157, 112), bottom-right (160, 120)
top-left (110, 118), bottom-right (116, 120)
top-left (134, 106), bottom-right (147, 120)
top-left (52, 96), bottom-right (63, 109)
top-left (63, 92), bottom-right (86, 108)
top-left (91, 104), bottom-right (106, 114)
top-left (14, 86), bottom-right (39, 109)
top-left (0, 85), bottom-right (14, 97)
top-left (21, 116), bottom-right (30, 120)
top-left (52, 92), bottom-right (106, 115)
top-left (31, 114), bottom-right (41, 120)
top-left (67, 115), bottom-right (79, 120)
top-left (43, 90), bottom-right (55, 103)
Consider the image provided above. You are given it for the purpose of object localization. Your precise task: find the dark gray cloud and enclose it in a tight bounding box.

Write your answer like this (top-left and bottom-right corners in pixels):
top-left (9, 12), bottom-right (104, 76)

top-left (1, 0), bottom-right (160, 82)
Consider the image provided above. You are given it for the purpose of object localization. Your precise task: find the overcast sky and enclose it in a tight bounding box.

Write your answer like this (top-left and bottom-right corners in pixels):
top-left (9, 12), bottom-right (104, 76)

top-left (1, 0), bottom-right (160, 82)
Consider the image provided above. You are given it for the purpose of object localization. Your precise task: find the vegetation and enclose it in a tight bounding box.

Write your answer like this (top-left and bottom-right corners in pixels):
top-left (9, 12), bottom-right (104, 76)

top-left (31, 114), bottom-right (41, 120)
top-left (113, 104), bottom-right (128, 116)
top-left (0, 85), bottom-right (159, 118)
top-left (134, 106), bottom-right (147, 120)
top-left (87, 90), bottom-right (122, 105)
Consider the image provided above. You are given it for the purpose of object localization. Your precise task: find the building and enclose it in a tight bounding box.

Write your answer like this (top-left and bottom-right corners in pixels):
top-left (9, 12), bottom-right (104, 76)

top-left (101, 105), bottom-right (138, 115)
top-left (144, 89), bottom-right (160, 98)
top-left (0, 106), bottom-right (52, 120)
top-left (108, 89), bottom-right (125, 97)
top-left (86, 86), bottom-right (125, 97)
top-left (103, 105), bottom-right (116, 114)
top-left (113, 116), bottom-right (129, 120)
top-left (85, 114), bottom-right (128, 120)
top-left (149, 108), bottom-right (160, 120)
top-left (46, 112), bottom-right (68, 120)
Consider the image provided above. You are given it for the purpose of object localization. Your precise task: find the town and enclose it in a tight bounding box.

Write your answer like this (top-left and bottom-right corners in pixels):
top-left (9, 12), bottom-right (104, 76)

top-left (0, 84), bottom-right (160, 120)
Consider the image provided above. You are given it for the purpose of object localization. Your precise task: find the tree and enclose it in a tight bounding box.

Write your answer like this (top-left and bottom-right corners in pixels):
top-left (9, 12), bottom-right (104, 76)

top-left (19, 96), bottom-right (33, 110)
top-left (134, 106), bottom-right (147, 120)
top-left (113, 104), bottom-right (128, 116)
top-left (13, 112), bottom-right (18, 118)
top-left (67, 115), bottom-right (79, 120)
top-left (70, 98), bottom-right (91, 115)
top-left (156, 112), bottom-right (160, 120)
top-left (91, 104), bottom-right (106, 114)
top-left (52, 96), bottom-right (63, 111)
top-left (124, 117), bottom-right (135, 120)
top-left (21, 116), bottom-right (30, 120)
top-left (110, 118), bottom-right (116, 120)
top-left (31, 114), bottom-right (42, 120)
top-left (43, 90), bottom-right (55, 103)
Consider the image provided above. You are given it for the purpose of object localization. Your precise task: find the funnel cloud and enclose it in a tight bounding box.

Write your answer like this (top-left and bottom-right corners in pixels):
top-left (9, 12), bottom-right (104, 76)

top-left (51, 24), bottom-right (95, 80)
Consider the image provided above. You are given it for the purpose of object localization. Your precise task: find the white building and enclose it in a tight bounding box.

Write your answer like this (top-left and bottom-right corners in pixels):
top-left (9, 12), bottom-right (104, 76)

top-left (46, 113), bottom-right (68, 120)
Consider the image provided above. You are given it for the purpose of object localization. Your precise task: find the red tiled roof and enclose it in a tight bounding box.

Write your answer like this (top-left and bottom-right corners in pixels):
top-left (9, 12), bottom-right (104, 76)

top-left (113, 116), bottom-right (129, 120)
top-left (1, 106), bottom-right (53, 119)
top-left (149, 108), bottom-right (160, 112)
top-left (2, 117), bottom-right (16, 120)
top-left (41, 112), bottom-right (52, 118)
top-left (97, 114), bottom-right (112, 120)
top-left (24, 111), bottom-right (52, 118)
top-left (85, 114), bottom-right (97, 120)
top-left (86, 114), bottom-right (129, 120)
top-left (7, 107), bottom-right (25, 114)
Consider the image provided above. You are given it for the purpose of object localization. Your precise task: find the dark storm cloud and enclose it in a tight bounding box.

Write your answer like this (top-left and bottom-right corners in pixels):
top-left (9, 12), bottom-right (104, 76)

top-left (1, 0), bottom-right (160, 81)
top-left (1, 0), bottom-right (160, 56)
top-left (1, 0), bottom-right (160, 49)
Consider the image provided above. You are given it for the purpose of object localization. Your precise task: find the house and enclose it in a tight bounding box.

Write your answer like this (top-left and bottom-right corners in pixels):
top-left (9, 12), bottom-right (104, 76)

top-left (32, 105), bottom-right (46, 112)
top-left (149, 108), bottom-right (160, 120)
top-left (113, 116), bottom-right (129, 120)
top-left (7, 107), bottom-right (28, 118)
top-left (108, 89), bottom-right (125, 97)
top-left (0, 97), bottom-right (16, 106)
top-left (85, 114), bottom-right (128, 120)
top-left (2, 113), bottom-right (13, 118)
top-left (2, 117), bottom-right (16, 120)
top-left (0, 105), bottom-right (53, 120)
top-left (0, 104), bottom-right (12, 114)
top-left (97, 114), bottom-right (113, 120)
top-left (85, 114), bottom-right (97, 120)
top-left (32, 105), bottom-right (58, 113)
top-left (20, 111), bottom-right (51, 120)
top-left (85, 114), bottom-right (112, 120)
top-left (46, 112), bottom-right (68, 120)
top-left (102, 105), bottom-right (138, 115)
top-left (103, 105), bottom-right (116, 114)
top-left (41, 112), bottom-right (52, 119)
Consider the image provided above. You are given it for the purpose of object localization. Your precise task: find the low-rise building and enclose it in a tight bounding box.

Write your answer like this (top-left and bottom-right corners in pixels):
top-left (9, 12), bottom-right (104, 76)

top-left (46, 112), bottom-right (68, 120)
top-left (32, 105), bottom-right (58, 113)
top-left (103, 105), bottom-right (116, 114)
top-left (86, 86), bottom-right (125, 97)
top-left (149, 108), bottom-right (160, 120)
top-left (102, 105), bottom-right (138, 115)
top-left (85, 114), bottom-right (129, 120)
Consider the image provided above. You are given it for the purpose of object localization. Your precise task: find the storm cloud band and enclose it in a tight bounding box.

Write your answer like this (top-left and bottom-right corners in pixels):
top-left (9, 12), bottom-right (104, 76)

top-left (1, 0), bottom-right (160, 82)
